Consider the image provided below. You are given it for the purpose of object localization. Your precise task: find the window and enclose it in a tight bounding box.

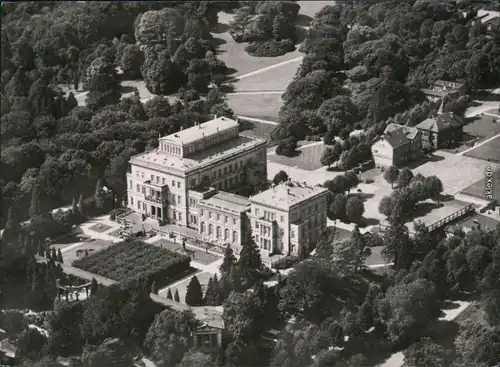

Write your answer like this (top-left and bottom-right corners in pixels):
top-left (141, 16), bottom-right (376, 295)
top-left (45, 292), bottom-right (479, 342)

top-left (209, 211), bottom-right (212, 219)
top-left (217, 214), bottom-right (220, 221)
top-left (162, 178), bottom-right (166, 185)
top-left (280, 215), bottom-right (284, 222)
top-left (190, 179), bottom-right (196, 187)
top-left (177, 196), bottom-right (181, 204)
top-left (291, 230), bottom-right (295, 239)
top-left (224, 216), bottom-right (228, 223)
top-left (178, 212), bottom-right (182, 221)
top-left (255, 222), bottom-right (259, 229)
top-left (255, 209), bottom-right (260, 216)
top-left (137, 201), bottom-right (141, 209)
top-left (156, 176), bottom-right (160, 184)
top-left (177, 182), bottom-right (180, 188)
top-left (232, 231), bottom-right (237, 243)
top-left (224, 228), bottom-right (229, 240)
top-left (200, 209), bottom-right (204, 216)
top-left (217, 226), bottom-right (222, 238)
top-left (233, 218), bottom-right (237, 225)
top-left (201, 222), bottom-right (205, 233)
top-left (208, 224), bottom-right (213, 235)
top-left (136, 184), bottom-right (140, 192)
top-left (172, 180), bottom-right (175, 186)
top-left (151, 174), bottom-right (154, 181)
top-left (229, 164), bottom-right (232, 172)
top-left (130, 197), bottom-right (134, 205)
top-left (218, 169), bottom-right (222, 177)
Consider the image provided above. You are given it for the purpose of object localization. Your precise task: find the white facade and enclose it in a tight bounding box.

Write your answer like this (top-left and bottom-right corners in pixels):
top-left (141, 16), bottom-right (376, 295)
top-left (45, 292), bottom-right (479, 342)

top-left (126, 117), bottom-right (267, 226)
top-left (249, 181), bottom-right (329, 256)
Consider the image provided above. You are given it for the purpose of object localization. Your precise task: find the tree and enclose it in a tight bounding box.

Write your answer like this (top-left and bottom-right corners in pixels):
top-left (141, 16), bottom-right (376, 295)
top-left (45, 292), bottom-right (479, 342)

top-left (220, 245), bottom-right (237, 280)
top-left (275, 136), bottom-right (298, 157)
top-left (351, 226), bottom-right (370, 272)
top-left (142, 46), bottom-right (186, 95)
top-left (397, 168), bottom-right (414, 188)
top-left (82, 338), bottom-right (134, 367)
top-left (84, 57), bottom-right (121, 110)
top-left (90, 278), bottom-right (98, 295)
top-left (16, 327), bottom-right (47, 361)
top-left (238, 215), bottom-right (263, 287)
top-left (382, 219), bottom-right (412, 270)
top-left (3, 206), bottom-right (21, 244)
top-left (144, 96), bottom-right (171, 118)
top-left (320, 147), bottom-right (341, 168)
top-left (166, 288), bottom-right (173, 300)
top-left (143, 309), bottom-right (199, 367)
top-left (77, 194), bottom-right (85, 215)
top-left (455, 319), bottom-right (500, 367)
top-left (330, 193), bottom-right (347, 221)
top-left (45, 302), bottom-right (84, 357)
top-left (30, 181), bottom-right (48, 218)
top-left (344, 171), bottom-right (360, 192)
top-left (174, 289), bottom-right (180, 302)
top-left (273, 170), bottom-right (289, 185)
top-left (404, 337), bottom-right (449, 367)
top-left (151, 281), bottom-right (158, 295)
top-left (223, 292), bottom-right (263, 340)
top-left (423, 175), bottom-right (443, 204)
top-left (377, 279), bottom-right (438, 344)
top-left (384, 165), bottom-right (399, 188)
top-left (51, 248), bottom-right (58, 262)
top-left (378, 196), bottom-right (393, 218)
top-left (345, 196), bottom-right (365, 224)
top-left (185, 275), bottom-right (204, 306)
top-left (186, 58), bottom-right (211, 93)
top-left (119, 44), bottom-right (144, 79)
top-left (178, 351), bottom-right (216, 367)
top-left (57, 249), bottom-right (63, 263)
top-left (94, 179), bottom-right (106, 210)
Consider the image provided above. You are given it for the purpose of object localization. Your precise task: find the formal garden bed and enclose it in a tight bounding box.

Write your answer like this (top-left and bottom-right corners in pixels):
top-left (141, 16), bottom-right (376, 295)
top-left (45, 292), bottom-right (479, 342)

top-left (73, 239), bottom-right (192, 286)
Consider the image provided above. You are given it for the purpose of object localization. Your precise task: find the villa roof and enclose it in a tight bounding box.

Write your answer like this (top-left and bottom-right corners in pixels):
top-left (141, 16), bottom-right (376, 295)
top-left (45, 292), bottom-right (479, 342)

top-left (415, 113), bottom-right (462, 132)
top-left (192, 306), bottom-right (225, 329)
top-left (199, 191), bottom-right (250, 214)
top-left (159, 116), bottom-right (239, 145)
top-left (130, 135), bottom-right (266, 174)
top-left (384, 123), bottom-right (420, 140)
top-left (250, 181), bottom-right (328, 211)
top-left (381, 128), bottom-right (410, 148)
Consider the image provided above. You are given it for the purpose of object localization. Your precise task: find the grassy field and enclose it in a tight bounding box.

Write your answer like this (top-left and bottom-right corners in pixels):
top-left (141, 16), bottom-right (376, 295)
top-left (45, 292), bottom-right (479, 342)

top-left (51, 239), bottom-right (114, 265)
top-left (232, 58), bottom-right (302, 92)
top-left (464, 115), bottom-right (500, 138)
top-left (464, 135), bottom-right (500, 162)
top-left (268, 143), bottom-right (327, 171)
top-left (460, 168), bottom-right (500, 201)
top-left (227, 93), bottom-right (283, 120)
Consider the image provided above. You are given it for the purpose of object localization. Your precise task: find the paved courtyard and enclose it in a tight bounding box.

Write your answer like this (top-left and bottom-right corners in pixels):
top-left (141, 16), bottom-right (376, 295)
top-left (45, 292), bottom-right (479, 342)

top-left (413, 151), bottom-right (500, 195)
top-left (268, 142), bottom-right (328, 171)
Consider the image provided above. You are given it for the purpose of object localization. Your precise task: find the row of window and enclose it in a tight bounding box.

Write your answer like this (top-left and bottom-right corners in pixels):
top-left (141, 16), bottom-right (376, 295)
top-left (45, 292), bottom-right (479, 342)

top-left (200, 209), bottom-right (238, 225)
top-left (291, 200), bottom-right (326, 222)
top-left (160, 143), bottom-right (182, 156)
top-left (211, 160), bottom-right (244, 179)
top-left (133, 172), bottom-right (182, 190)
top-left (200, 222), bottom-right (238, 242)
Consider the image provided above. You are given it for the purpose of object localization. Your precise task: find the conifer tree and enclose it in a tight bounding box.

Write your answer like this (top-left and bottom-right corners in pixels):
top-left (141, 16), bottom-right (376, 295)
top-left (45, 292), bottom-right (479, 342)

top-left (238, 213), bottom-right (262, 287)
top-left (51, 248), bottom-right (57, 262)
top-left (71, 196), bottom-right (78, 213)
top-left (212, 273), bottom-right (222, 305)
top-left (57, 249), bottom-right (63, 263)
top-left (45, 248), bottom-right (51, 259)
top-left (185, 275), bottom-right (204, 306)
top-left (3, 207), bottom-right (21, 244)
top-left (166, 288), bottom-right (173, 300)
top-left (204, 277), bottom-right (215, 305)
top-left (94, 178), bottom-right (106, 210)
top-left (90, 278), bottom-right (98, 295)
top-left (30, 182), bottom-right (47, 219)
top-left (77, 194), bottom-right (85, 215)
top-left (174, 288), bottom-right (180, 302)
top-left (38, 244), bottom-right (44, 257)
top-left (220, 245), bottom-right (237, 280)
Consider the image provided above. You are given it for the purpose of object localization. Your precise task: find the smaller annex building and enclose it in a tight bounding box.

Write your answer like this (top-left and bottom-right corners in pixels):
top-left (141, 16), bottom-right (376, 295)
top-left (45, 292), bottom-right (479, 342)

top-left (415, 112), bottom-right (463, 150)
top-left (371, 124), bottom-right (422, 167)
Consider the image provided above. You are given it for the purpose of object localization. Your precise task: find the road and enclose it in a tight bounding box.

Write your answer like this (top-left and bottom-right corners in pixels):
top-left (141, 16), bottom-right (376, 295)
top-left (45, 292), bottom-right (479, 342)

top-left (229, 56), bottom-right (304, 82)
top-left (237, 115), bottom-right (278, 125)
top-left (458, 133), bottom-right (500, 156)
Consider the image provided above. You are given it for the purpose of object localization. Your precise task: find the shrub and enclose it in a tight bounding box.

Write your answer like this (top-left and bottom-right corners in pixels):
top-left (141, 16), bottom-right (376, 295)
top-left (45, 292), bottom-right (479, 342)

top-left (245, 39), bottom-right (295, 57)
top-left (109, 208), bottom-right (129, 221)
top-left (272, 255), bottom-right (299, 270)
top-left (73, 239), bottom-right (191, 285)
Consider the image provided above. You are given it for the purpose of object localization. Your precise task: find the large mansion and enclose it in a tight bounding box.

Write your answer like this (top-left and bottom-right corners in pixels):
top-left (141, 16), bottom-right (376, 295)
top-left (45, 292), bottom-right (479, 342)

top-left (126, 116), bottom-right (328, 256)
top-left (371, 123), bottom-right (422, 167)
top-left (127, 117), bottom-right (267, 226)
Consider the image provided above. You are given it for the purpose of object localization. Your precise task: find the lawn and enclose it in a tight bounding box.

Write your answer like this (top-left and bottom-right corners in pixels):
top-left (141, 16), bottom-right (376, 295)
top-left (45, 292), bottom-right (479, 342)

top-left (239, 119), bottom-right (278, 141)
top-left (52, 239), bottom-right (114, 265)
top-left (160, 271), bottom-right (214, 304)
top-left (88, 223), bottom-right (112, 233)
top-left (463, 115), bottom-right (500, 138)
top-left (463, 135), bottom-right (500, 162)
top-left (73, 239), bottom-right (191, 285)
top-left (268, 143), bottom-right (327, 171)
top-left (460, 168), bottom-right (500, 202)
top-left (227, 93), bottom-right (282, 120)
top-left (151, 238), bottom-right (221, 266)
top-left (232, 58), bottom-right (302, 92)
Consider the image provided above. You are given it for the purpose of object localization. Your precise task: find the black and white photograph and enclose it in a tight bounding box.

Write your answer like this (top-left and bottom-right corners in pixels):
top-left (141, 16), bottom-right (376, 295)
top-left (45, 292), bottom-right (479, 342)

top-left (0, 1), bottom-right (499, 366)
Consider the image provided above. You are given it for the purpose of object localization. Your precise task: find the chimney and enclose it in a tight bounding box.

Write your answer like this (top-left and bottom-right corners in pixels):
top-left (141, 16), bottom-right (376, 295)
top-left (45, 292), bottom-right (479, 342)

top-left (217, 127), bottom-right (219, 132)
top-left (214, 114), bottom-right (218, 119)
top-left (202, 132), bottom-right (205, 137)
top-left (180, 126), bottom-right (183, 131)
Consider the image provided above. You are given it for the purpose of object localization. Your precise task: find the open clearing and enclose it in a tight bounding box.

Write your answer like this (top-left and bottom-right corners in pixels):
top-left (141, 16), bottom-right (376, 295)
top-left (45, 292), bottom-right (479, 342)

top-left (227, 93), bottom-right (282, 120)
top-left (464, 115), bottom-right (500, 138)
top-left (460, 168), bottom-right (500, 202)
top-left (268, 143), bottom-right (327, 171)
top-left (463, 135), bottom-right (500, 162)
